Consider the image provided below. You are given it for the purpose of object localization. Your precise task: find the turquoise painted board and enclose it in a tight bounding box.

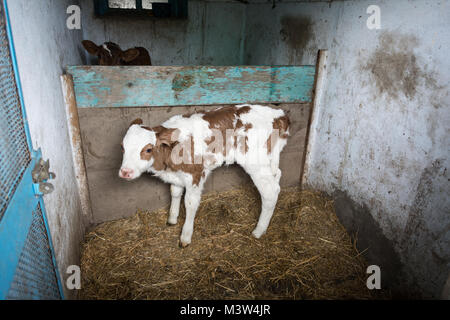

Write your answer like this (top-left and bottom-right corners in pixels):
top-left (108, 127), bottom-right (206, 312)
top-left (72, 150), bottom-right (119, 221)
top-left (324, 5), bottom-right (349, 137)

top-left (66, 65), bottom-right (316, 108)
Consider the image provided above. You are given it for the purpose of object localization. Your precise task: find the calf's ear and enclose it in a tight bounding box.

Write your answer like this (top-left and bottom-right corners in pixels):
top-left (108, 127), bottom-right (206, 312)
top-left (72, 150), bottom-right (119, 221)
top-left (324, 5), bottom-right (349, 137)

top-left (121, 48), bottom-right (140, 62)
top-left (129, 118), bottom-right (143, 126)
top-left (82, 40), bottom-right (100, 55)
top-left (156, 128), bottom-right (178, 147)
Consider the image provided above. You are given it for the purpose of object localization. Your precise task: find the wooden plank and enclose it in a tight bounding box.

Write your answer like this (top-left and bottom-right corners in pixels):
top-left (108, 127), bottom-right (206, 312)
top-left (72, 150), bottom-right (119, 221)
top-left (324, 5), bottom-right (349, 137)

top-left (60, 75), bottom-right (93, 224)
top-left (66, 65), bottom-right (316, 108)
top-left (301, 50), bottom-right (328, 188)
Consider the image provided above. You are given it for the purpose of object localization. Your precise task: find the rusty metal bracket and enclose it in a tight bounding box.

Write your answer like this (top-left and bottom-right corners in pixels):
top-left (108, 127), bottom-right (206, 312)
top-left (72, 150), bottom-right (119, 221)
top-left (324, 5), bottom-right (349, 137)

top-left (32, 157), bottom-right (56, 195)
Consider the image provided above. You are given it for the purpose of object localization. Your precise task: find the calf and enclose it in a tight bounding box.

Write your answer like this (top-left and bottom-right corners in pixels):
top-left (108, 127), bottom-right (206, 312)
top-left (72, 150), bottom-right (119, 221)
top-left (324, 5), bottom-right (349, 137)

top-left (82, 40), bottom-right (151, 66)
top-left (119, 104), bottom-right (290, 247)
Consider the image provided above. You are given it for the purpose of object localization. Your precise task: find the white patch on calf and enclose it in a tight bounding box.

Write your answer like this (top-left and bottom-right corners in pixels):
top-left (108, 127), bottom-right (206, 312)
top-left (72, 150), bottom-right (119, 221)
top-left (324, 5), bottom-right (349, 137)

top-left (102, 43), bottom-right (113, 57)
top-left (120, 124), bottom-right (156, 179)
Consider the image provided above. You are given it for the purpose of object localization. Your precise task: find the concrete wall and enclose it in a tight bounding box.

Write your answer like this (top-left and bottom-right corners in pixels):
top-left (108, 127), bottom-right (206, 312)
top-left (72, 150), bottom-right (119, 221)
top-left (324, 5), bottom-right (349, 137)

top-left (243, 0), bottom-right (449, 298)
top-left (79, 0), bottom-right (246, 65)
top-left (79, 103), bottom-right (310, 223)
top-left (8, 0), bottom-right (86, 299)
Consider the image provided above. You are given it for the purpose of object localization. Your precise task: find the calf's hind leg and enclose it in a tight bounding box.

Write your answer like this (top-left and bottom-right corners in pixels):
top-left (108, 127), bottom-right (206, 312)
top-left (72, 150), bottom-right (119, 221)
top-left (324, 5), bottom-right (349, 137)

top-left (248, 167), bottom-right (280, 238)
top-left (179, 186), bottom-right (202, 247)
top-left (167, 184), bottom-right (184, 225)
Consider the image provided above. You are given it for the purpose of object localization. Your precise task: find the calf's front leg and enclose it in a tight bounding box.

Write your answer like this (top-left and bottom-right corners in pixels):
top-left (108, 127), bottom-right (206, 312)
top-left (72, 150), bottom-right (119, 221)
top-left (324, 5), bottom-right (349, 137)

top-left (167, 184), bottom-right (184, 225)
top-left (179, 186), bottom-right (202, 247)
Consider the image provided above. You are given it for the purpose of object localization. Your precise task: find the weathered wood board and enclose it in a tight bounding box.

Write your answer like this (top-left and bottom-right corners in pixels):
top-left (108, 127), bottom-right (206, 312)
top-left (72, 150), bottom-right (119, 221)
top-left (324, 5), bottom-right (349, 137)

top-left (66, 66), bottom-right (316, 108)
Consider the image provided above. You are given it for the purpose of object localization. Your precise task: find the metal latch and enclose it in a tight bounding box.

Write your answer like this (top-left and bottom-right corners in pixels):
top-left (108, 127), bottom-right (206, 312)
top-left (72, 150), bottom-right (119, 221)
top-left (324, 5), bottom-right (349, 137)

top-left (32, 158), bottom-right (56, 195)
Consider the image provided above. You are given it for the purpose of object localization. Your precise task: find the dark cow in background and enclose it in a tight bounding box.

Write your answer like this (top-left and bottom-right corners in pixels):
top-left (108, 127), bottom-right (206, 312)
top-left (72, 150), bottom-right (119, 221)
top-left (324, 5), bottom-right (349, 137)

top-left (82, 40), bottom-right (151, 66)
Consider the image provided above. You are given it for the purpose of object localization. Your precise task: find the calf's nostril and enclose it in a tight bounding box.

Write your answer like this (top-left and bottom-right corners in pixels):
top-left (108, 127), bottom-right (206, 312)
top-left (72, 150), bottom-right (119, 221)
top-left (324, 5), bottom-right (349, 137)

top-left (120, 168), bottom-right (134, 179)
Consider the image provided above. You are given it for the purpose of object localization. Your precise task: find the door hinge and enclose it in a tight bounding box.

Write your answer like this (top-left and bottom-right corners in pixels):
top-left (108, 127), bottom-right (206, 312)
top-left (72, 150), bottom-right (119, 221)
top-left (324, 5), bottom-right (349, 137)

top-left (32, 158), bottom-right (56, 195)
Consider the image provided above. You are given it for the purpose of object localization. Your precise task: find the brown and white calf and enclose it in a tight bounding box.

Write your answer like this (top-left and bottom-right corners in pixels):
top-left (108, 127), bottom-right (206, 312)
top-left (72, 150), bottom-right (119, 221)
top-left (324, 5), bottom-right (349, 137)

top-left (119, 104), bottom-right (290, 247)
top-left (82, 40), bottom-right (151, 66)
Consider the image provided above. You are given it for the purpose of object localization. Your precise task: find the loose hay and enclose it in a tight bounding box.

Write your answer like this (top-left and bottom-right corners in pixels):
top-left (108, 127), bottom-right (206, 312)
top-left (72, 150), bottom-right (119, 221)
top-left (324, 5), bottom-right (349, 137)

top-left (80, 186), bottom-right (388, 300)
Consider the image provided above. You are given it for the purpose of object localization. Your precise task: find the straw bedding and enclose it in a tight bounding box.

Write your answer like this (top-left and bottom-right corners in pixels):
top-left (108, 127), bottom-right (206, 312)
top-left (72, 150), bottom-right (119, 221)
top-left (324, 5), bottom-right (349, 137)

top-left (79, 186), bottom-right (387, 300)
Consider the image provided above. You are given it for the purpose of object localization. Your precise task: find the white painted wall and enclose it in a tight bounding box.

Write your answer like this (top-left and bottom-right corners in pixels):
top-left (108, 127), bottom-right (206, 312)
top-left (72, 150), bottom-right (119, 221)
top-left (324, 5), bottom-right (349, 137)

top-left (7, 0), bottom-right (86, 299)
top-left (244, 0), bottom-right (449, 297)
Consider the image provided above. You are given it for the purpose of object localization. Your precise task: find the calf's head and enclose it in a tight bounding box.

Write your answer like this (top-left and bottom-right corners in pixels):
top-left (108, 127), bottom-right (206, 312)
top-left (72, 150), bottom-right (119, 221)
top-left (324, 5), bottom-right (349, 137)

top-left (82, 40), bottom-right (140, 66)
top-left (119, 119), bottom-right (177, 180)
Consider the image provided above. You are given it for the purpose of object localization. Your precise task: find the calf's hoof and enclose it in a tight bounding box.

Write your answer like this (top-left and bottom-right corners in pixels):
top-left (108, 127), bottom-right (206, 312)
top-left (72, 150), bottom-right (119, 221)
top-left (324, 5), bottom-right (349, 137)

top-left (179, 234), bottom-right (191, 248)
top-left (178, 240), bottom-right (190, 248)
top-left (251, 228), bottom-right (266, 239)
top-left (166, 221), bottom-right (177, 226)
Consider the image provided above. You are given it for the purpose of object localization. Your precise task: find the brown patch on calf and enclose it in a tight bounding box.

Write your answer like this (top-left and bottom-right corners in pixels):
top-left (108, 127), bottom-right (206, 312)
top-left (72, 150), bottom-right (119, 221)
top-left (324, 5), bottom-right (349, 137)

top-left (236, 105), bottom-right (251, 116)
top-left (140, 143), bottom-right (154, 161)
top-left (236, 120), bottom-right (253, 132)
top-left (234, 135), bottom-right (249, 154)
top-left (201, 106), bottom-right (251, 131)
top-left (169, 136), bottom-right (204, 186)
top-left (202, 106), bottom-right (252, 156)
top-left (130, 118), bottom-right (143, 126)
top-left (139, 106), bottom-right (256, 186)
top-left (138, 124), bottom-right (205, 185)
top-left (150, 136), bottom-right (205, 185)
top-left (203, 107), bottom-right (237, 156)
top-left (267, 115), bottom-right (290, 154)
top-left (150, 144), bottom-right (171, 171)
top-left (155, 127), bottom-right (179, 147)
top-left (235, 120), bottom-right (252, 154)
top-left (273, 115), bottom-right (290, 138)
top-left (171, 161), bottom-right (204, 186)
top-left (202, 106), bottom-right (237, 130)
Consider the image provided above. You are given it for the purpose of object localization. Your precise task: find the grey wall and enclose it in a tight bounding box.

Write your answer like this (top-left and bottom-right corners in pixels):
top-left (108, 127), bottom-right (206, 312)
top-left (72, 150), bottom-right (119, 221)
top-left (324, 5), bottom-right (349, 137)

top-left (243, 0), bottom-right (449, 298)
top-left (8, 0), bottom-right (86, 299)
top-left (80, 0), bottom-right (246, 65)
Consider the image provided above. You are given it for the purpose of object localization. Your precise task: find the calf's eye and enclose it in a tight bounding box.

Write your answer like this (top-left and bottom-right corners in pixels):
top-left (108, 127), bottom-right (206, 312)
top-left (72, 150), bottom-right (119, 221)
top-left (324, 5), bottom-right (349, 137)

top-left (120, 144), bottom-right (124, 152)
top-left (146, 148), bottom-right (152, 153)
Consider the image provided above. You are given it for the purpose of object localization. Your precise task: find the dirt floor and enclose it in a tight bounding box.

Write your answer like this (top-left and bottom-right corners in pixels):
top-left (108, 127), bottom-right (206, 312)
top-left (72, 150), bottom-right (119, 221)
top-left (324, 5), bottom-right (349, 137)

top-left (79, 186), bottom-right (390, 300)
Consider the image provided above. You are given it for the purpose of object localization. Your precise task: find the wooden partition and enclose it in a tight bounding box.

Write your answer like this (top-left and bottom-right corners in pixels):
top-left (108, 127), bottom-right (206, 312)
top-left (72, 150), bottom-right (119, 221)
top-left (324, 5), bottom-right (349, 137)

top-left (67, 65), bottom-right (315, 107)
top-left (64, 65), bottom-right (317, 224)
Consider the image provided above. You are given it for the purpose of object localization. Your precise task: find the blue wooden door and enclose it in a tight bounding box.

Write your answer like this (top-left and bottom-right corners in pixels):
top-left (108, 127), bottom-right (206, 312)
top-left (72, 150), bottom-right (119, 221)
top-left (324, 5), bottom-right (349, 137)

top-left (0, 0), bottom-right (63, 299)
